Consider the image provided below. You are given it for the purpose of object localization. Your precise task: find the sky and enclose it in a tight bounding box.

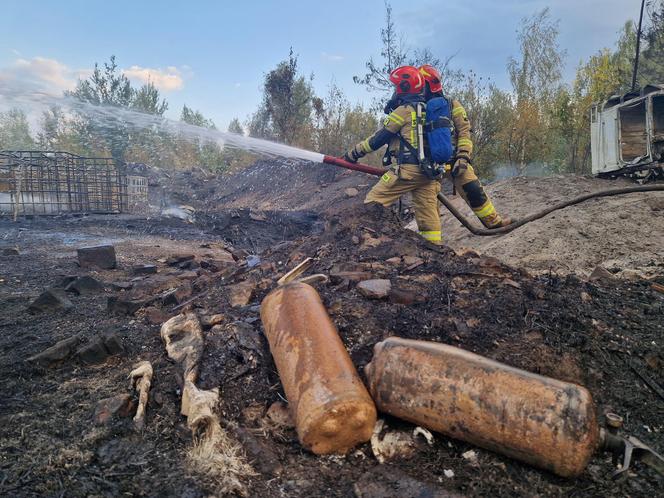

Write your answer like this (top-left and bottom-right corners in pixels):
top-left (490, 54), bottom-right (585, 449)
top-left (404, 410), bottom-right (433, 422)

top-left (0, 0), bottom-right (645, 130)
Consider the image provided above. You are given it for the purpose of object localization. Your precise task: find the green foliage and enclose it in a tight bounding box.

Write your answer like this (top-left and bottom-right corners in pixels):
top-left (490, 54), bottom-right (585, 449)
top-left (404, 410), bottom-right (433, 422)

top-left (0, 108), bottom-right (35, 150)
top-left (133, 82), bottom-right (169, 115)
top-left (249, 49), bottom-right (316, 148)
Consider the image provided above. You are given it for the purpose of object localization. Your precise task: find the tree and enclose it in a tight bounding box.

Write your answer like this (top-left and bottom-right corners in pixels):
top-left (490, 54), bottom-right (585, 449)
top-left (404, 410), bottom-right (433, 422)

top-left (227, 118), bottom-right (244, 135)
top-left (66, 55), bottom-right (134, 160)
top-left (639, 1), bottom-right (664, 85)
top-left (68, 55), bottom-right (133, 107)
top-left (248, 49), bottom-right (316, 148)
top-left (181, 104), bottom-right (217, 129)
top-left (0, 109), bottom-right (35, 150)
top-left (132, 82), bottom-right (168, 115)
top-left (506, 8), bottom-right (566, 173)
top-left (354, 1), bottom-right (445, 108)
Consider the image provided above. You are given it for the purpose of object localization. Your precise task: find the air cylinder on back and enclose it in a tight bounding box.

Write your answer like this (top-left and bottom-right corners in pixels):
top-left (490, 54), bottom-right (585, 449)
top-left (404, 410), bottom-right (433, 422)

top-left (260, 282), bottom-right (376, 455)
top-left (365, 337), bottom-right (600, 477)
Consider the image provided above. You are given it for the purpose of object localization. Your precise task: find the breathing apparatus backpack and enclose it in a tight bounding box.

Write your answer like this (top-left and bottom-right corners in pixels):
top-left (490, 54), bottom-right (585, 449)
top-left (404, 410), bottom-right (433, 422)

top-left (392, 97), bottom-right (455, 179)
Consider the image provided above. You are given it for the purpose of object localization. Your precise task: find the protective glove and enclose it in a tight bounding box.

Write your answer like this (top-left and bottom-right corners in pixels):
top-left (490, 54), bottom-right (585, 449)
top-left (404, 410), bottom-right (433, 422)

top-left (451, 157), bottom-right (469, 177)
top-left (343, 149), bottom-right (361, 164)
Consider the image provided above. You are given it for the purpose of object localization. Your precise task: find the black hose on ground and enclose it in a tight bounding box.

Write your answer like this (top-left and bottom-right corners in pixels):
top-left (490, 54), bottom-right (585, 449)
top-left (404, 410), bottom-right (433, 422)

top-left (437, 184), bottom-right (664, 236)
top-left (321, 156), bottom-right (664, 237)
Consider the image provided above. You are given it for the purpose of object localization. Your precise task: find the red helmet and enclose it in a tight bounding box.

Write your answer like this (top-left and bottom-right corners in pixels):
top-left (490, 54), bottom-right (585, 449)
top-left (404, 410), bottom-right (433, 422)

top-left (419, 64), bottom-right (443, 93)
top-left (389, 65), bottom-right (424, 95)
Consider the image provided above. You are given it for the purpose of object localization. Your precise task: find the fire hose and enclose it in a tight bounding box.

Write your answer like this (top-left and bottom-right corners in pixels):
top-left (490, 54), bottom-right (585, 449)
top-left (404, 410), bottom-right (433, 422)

top-left (322, 155), bottom-right (664, 236)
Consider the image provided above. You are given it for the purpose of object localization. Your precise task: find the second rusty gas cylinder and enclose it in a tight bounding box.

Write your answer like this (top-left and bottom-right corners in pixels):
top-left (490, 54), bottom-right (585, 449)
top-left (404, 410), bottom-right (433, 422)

top-left (365, 337), bottom-right (599, 477)
top-left (260, 282), bottom-right (376, 454)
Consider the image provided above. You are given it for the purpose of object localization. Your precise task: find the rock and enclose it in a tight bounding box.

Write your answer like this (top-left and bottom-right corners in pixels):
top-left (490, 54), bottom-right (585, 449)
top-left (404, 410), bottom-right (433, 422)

top-left (330, 271), bottom-right (373, 284)
top-left (177, 270), bottom-right (199, 280)
top-left (166, 254), bottom-right (195, 266)
top-left (231, 248), bottom-right (250, 261)
top-left (161, 283), bottom-right (193, 306)
top-left (345, 187), bottom-right (359, 198)
top-left (200, 313), bottom-right (225, 328)
top-left (386, 256), bottom-right (424, 268)
top-left (249, 209), bottom-right (267, 221)
top-left (26, 336), bottom-right (80, 368)
top-left (65, 275), bottom-right (104, 295)
top-left (389, 288), bottom-right (424, 305)
top-left (580, 291), bottom-right (592, 303)
top-left (354, 465), bottom-right (456, 498)
top-left (200, 258), bottom-right (236, 273)
top-left (77, 245), bottom-right (117, 270)
top-left (618, 269), bottom-right (644, 281)
top-left (228, 280), bottom-right (256, 307)
top-left (55, 275), bottom-right (78, 288)
top-left (93, 394), bottom-right (135, 425)
top-left (2, 247), bottom-right (20, 256)
top-left (351, 235), bottom-right (360, 245)
top-left (132, 264), bottom-right (158, 275)
top-left (107, 296), bottom-right (147, 315)
top-left (76, 338), bottom-right (109, 364)
top-left (589, 265), bottom-right (618, 284)
top-left (357, 279), bottom-right (392, 299)
top-left (102, 332), bottom-right (123, 355)
top-left (29, 288), bottom-right (73, 313)
top-left (111, 281), bottom-right (133, 291)
top-left (144, 306), bottom-right (171, 325)
top-left (76, 333), bottom-right (123, 364)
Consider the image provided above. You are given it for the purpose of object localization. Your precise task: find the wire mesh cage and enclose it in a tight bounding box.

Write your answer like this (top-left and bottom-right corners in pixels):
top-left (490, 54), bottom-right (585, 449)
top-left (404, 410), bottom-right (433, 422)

top-left (0, 151), bottom-right (130, 216)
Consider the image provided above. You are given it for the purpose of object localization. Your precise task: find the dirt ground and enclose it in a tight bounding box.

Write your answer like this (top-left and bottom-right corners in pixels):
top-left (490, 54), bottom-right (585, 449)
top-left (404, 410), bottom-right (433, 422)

top-left (1, 162), bottom-right (663, 497)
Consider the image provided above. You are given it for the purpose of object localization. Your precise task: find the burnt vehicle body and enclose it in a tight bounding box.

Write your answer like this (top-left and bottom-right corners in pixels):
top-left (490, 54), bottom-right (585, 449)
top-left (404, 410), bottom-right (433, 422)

top-left (591, 84), bottom-right (664, 179)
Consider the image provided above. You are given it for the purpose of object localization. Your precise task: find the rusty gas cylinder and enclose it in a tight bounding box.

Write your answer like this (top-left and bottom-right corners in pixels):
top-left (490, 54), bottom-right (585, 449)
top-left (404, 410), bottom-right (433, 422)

top-left (260, 282), bottom-right (376, 454)
top-left (365, 337), bottom-right (599, 477)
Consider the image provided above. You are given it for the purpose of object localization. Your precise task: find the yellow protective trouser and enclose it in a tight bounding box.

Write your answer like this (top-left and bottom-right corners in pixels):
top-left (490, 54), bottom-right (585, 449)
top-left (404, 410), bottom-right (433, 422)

top-left (452, 164), bottom-right (503, 228)
top-left (364, 164), bottom-right (442, 245)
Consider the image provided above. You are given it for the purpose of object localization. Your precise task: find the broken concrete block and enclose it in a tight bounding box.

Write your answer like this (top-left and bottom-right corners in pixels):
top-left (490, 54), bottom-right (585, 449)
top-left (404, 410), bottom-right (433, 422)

top-left (29, 288), bottom-right (73, 313)
top-left (228, 280), bottom-right (256, 307)
top-left (345, 187), bottom-right (359, 198)
top-left (77, 245), bottom-right (117, 270)
top-left (132, 264), bottom-right (158, 275)
top-left (26, 336), bottom-right (80, 368)
top-left (102, 332), bottom-right (123, 355)
top-left (76, 333), bottom-right (123, 364)
top-left (107, 296), bottom-right (146, 315)
top-left (65, 275), bottom-right (104, 295)
top-left (357, 279), bottom-right (392, 299)
top-left (76, 337), bottom-right (110, 364)
top-left (93, 394), bottom-right (135, 425)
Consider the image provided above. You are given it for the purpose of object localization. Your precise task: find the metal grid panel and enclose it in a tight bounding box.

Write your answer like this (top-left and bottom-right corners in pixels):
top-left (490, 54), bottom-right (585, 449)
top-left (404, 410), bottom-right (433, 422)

top-left (0, 150), bottom-right (128, 216)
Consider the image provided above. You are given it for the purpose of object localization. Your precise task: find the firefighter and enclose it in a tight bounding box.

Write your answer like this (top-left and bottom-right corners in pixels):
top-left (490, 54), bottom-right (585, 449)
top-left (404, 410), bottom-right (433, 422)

top-left (343, 65), bottom-right (444, 245)
top-left (419, 64), bottom-right (511, 228)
